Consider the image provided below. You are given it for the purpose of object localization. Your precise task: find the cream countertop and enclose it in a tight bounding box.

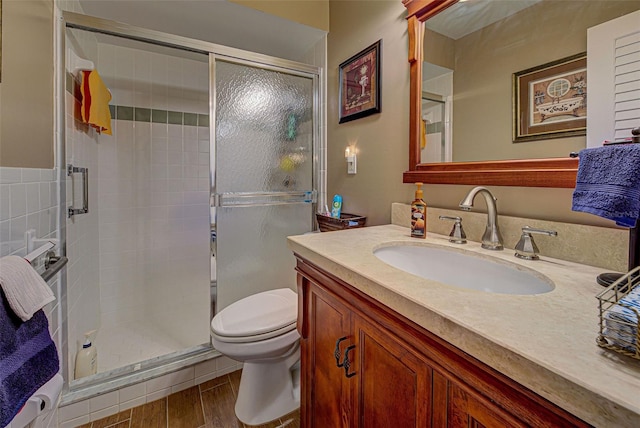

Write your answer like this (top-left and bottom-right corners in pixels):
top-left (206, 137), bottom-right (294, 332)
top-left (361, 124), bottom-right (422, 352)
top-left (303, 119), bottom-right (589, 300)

top-left (287, 224), bottom-right (640, 428)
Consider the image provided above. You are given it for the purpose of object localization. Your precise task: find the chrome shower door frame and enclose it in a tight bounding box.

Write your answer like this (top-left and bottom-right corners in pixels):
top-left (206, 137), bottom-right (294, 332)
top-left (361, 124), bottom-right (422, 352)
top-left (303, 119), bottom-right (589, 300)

top-left (59, 10), bottom-right (322, 405)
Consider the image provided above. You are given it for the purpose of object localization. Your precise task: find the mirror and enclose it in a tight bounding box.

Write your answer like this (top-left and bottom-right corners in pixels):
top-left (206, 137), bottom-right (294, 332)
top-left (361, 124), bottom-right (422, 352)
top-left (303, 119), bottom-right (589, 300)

top-left (403, 0), bottom-right (640, 187)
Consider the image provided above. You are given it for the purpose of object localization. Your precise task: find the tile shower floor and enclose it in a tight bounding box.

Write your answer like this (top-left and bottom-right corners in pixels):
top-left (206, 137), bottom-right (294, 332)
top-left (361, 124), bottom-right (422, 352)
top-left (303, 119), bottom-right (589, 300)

top-left (96, 324), bottom-right (195, 373)
top-left (78, 370), bottom-right (300, 428)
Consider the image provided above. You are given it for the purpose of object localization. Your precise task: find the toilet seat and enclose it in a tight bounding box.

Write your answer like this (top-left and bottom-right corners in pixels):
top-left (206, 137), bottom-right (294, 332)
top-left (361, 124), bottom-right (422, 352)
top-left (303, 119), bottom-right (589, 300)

top-left (211, 288), bottom-right (297, 343)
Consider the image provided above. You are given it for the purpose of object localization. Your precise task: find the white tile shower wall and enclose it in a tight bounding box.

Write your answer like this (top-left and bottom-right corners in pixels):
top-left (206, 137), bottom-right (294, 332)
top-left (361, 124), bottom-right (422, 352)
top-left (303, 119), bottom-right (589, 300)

top-left (95, 43), bottom-right (211, 349)
top-left (95, 120), bottom-right (210, 341)
top-left (99, 44), bottom-right (210, 115)
top-left (96, 117), bottom-right (143, 332)
top-left (141, 117), bottom-right (210, 347)
top-left (147, 111), bottom-right (211, 343)
top-left (0, 166), bottom-right (62, 427)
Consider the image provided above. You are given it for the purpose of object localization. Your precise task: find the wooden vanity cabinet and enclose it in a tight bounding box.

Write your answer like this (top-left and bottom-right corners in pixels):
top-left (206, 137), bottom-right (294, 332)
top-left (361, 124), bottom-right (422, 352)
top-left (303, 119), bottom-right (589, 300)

top-left (295, 256), bottom-right (591, 428)
top-left (298, 269), bottom-right (430, 427)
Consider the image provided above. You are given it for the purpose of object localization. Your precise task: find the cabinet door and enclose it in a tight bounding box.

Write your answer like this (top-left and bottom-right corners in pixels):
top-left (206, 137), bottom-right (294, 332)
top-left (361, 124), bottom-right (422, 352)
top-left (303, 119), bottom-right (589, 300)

top-left (353, 315), bottom-right (432, 427)
top-left (449, 382), bottom-right (523, 428)
top-left (302, 280), bottom-right (353, 428)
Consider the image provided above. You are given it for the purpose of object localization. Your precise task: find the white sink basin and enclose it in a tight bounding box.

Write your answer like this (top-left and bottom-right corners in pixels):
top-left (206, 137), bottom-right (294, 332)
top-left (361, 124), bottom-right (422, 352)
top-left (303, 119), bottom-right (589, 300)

top-left (373, 244), bottom-right (554, 295)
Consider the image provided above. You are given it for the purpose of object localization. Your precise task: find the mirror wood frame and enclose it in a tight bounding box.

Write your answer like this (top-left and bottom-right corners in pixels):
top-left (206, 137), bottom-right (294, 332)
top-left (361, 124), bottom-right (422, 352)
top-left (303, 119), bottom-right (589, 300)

top-left (402, 0), bottom-right (579, 188)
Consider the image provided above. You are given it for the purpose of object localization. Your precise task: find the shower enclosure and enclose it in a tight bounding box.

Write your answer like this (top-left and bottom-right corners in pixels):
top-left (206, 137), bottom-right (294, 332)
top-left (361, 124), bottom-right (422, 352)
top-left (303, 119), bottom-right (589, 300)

top-left (421, 96), bottom-right (448, 163)
top-left (422, 62), bottom-right (452, 163)
top-left (61, 12), bottom-right (319, 402)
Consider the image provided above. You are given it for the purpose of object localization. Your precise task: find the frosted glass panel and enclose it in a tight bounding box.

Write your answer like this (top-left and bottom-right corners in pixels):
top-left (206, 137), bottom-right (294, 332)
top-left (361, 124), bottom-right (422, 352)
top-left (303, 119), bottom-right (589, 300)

top-left (216, 60), bottom-right (314, 193)
top-left (216, 203), bottom-right (312, 311)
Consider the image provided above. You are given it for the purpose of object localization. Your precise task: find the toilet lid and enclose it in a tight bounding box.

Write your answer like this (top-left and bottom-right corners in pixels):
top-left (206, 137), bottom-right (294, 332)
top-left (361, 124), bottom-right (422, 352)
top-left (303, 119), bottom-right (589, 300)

top-left (211, 288), bottom-right (297, 339)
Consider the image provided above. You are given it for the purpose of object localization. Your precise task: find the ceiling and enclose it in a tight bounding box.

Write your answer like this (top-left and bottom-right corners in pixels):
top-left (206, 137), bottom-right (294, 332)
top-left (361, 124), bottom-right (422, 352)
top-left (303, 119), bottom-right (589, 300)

top-left (76, 0), bottom-right (326, 61)
top-left (426, 0), bottom-right (542, 40)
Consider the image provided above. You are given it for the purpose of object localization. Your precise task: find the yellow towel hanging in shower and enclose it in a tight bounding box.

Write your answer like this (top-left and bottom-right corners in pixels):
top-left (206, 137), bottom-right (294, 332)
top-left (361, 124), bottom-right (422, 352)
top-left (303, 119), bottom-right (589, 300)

top-left (81, 70), bottom-right (112, 135)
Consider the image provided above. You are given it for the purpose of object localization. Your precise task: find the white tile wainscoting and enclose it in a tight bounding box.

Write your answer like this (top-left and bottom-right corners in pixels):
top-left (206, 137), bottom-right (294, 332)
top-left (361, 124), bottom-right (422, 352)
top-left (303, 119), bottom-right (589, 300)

top-left (57, 356), bottom-right (242, 427)
top-left (0, 166), bottom-right (62, 428)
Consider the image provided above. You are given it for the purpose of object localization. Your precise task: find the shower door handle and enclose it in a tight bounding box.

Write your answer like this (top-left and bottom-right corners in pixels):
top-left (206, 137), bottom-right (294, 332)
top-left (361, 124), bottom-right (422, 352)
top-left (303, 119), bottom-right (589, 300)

top-left (68, 164), bottom-right (89, 218)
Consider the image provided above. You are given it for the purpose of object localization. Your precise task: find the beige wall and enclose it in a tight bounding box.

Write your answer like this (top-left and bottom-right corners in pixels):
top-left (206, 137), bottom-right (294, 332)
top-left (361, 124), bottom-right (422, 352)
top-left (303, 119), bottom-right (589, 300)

top-left (0, 0), bottom-right (55, 168)
top-left (327, 0), bottom-right (413, 226)
top-left (230, 0), bottom-right (329, 31)
top-left (0, 0), bottom-right (629, 231)
top-left (450, 1), bottom-right (640, 162)
top-left (424, 27), bottom-right (454, 70)
top-left (327, 0), bottom-right (625, 231)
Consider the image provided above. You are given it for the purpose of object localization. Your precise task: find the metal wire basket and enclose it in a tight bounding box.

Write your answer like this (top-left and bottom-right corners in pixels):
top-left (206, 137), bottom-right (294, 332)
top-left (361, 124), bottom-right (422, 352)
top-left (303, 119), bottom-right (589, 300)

top-left (596, 266), bottom-right (640, 360)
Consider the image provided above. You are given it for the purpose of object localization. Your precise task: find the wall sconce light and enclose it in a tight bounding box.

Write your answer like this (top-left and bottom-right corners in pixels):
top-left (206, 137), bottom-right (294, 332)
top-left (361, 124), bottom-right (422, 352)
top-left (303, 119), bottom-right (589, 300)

top-left (345, 146), bottom-right (357, 174)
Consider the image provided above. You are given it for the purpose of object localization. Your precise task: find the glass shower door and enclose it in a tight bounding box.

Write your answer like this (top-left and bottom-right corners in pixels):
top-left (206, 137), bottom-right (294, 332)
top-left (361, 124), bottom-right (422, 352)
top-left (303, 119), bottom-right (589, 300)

top-left (213, 59), bottom-right (316, 311)
top-left (64, 27), bottom-right (211, 385)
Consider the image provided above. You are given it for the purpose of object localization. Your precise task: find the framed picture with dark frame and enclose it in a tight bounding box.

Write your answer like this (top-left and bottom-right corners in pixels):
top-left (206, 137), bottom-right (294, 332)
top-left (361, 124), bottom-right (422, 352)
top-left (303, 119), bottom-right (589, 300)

top-left (513, 52), bottom-right (587, 143)
top-left (338, 40), bottom-right (381, 124)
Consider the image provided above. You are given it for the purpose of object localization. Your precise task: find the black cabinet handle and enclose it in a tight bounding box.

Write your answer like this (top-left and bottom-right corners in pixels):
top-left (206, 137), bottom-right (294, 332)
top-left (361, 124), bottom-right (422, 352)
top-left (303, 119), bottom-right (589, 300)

top-left (342, 345), bottom-right (356, 378)
top-left (334, 336), bottom-right (348, 367)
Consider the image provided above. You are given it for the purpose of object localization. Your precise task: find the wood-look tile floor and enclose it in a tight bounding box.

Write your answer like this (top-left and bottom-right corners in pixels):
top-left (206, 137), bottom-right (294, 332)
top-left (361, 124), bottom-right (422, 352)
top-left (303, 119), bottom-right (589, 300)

top-left (79, 370), bottom-right (300, 428)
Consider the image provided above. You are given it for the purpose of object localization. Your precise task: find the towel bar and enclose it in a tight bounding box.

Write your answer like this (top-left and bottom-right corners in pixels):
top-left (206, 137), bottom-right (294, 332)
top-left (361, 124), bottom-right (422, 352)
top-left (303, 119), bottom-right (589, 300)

top-left (24, 229), bottom-right (59, 262)
top-left (40, 255), bottom-right (68, 283)
top-left (23, 242), bottom-right (55, 264)
top-left (22, 229), bottom-right (67, 282)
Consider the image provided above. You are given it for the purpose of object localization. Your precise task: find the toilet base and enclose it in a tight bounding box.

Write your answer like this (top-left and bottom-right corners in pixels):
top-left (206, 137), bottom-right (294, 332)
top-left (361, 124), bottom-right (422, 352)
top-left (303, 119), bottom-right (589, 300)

top-left (234, 343), bottom-right (300, 426)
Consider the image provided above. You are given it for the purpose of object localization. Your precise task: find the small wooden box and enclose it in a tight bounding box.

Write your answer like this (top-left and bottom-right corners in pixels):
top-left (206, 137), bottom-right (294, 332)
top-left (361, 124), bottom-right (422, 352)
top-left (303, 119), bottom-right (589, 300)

top-left (316, 213), bottom-right (367, 232)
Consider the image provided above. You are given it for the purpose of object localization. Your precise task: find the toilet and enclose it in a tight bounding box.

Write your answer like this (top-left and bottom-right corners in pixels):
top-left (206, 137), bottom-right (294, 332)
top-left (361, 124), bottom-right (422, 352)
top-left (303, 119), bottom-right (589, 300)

top-left (210, 288), bottom-right (300, 426)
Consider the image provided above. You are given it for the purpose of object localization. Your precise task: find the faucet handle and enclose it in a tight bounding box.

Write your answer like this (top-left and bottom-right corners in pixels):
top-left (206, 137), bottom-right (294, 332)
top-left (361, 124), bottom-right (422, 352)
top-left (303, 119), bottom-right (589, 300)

top-left (514, 226), bottom-right (557, 260)
top-left (439, 216), bottom-right (467, 244)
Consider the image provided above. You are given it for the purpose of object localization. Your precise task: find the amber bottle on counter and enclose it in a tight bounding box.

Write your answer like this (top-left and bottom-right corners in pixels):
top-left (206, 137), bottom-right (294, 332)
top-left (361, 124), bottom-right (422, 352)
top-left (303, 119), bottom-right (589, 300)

top-left (410, 182), bottom-right (427, 238)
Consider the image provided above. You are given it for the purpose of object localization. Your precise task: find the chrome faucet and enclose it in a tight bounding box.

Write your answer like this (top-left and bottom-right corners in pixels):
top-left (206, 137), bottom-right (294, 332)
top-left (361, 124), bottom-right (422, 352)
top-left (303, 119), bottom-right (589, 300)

top-left (459, 186), bottom-right (504, 250)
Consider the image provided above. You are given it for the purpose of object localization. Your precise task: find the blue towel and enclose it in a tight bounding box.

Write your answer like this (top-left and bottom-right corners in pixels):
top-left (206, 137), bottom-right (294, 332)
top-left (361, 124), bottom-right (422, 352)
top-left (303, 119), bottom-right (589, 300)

top-left (572, 144), bottom-right (640, 227)
top-left (0, 289), bottom-right (59, 427)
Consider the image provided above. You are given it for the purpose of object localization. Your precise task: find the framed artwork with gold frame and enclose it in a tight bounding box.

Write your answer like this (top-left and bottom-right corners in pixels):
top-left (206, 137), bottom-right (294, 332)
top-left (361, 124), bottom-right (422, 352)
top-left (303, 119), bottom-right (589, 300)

top-left (513, 53), bottom-right (587, 143)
